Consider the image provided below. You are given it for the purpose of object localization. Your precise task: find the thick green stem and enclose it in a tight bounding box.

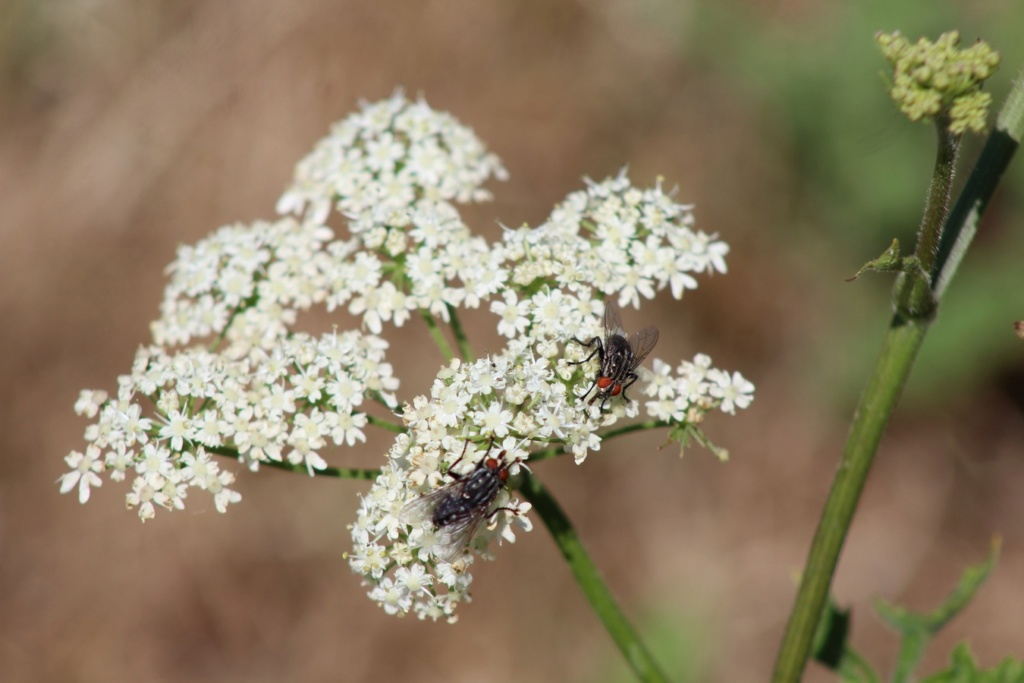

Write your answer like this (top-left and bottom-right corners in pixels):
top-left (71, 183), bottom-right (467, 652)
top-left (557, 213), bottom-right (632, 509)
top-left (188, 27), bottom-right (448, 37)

top-left (773, 72), bottom-right (1024, 682)
top-left (520, 473), bottom-right (671, 683)
top-left (772, 320), bottom-right (927, 681)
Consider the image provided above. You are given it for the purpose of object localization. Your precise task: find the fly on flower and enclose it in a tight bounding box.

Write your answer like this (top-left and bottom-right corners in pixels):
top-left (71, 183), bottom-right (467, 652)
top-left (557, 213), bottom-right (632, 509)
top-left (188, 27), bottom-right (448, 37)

top-left (569, 301), bottom-right (659, 411)
top-left (399, 440), bottom-right (512, 564)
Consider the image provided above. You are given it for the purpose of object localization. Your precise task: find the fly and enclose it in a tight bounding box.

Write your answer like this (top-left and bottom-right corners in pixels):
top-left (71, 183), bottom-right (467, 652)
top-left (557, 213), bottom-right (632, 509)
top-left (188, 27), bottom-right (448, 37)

top-left (399, 440), bottom-right (511, 563)
top-left (569, 300), bottom-right (659, 411)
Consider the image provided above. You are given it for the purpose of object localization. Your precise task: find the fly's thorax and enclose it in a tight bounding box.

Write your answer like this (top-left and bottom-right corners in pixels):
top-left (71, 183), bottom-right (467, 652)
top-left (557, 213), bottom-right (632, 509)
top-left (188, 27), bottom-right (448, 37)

top-left (426, 453), bottom-right (509, 528)
top-left (602, 334), bottom-right (635, 380)
top-left (460, 460), bottom-right (506, 505)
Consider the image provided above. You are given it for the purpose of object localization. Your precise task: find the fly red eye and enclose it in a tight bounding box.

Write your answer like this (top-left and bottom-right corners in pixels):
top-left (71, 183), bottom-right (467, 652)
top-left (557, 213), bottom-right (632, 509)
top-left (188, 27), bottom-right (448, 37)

top-left (498, 468), bottom-right (509, 482)
top-left (485, 458), bottom-right (499, 470)
top-left (567, 300), bottom-right (659, 412)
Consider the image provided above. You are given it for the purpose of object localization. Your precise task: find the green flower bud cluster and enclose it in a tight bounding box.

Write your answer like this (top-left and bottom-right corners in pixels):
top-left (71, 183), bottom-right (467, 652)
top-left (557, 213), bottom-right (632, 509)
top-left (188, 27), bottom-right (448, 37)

top-left (876, 30), bottom-right (999, 135)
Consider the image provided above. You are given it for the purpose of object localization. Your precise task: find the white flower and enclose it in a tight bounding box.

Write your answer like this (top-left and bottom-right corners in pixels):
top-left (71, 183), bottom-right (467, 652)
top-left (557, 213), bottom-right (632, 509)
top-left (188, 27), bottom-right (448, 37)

top-left (708, 370), bottom-right (755, 414)
top-left (125, 475), bottom-right (160, 522)
top-left (490, 291), bottom-right (529, 338)
top-left (207, 470), bottom-right (242, 513)
top-left (472, 402), bottom-right (514, 438)
top-left (58, 446), bottom-right (104, 504)
top-left (74, 390), bottom-right (108, 418)
top-left (157, 411), bottom-right (193, 453)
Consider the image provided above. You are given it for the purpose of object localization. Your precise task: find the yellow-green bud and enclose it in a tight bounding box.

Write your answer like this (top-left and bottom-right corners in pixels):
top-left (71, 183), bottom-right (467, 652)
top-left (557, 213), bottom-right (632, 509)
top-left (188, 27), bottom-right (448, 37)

top-left (875, 29), bottom-right (1000, 136)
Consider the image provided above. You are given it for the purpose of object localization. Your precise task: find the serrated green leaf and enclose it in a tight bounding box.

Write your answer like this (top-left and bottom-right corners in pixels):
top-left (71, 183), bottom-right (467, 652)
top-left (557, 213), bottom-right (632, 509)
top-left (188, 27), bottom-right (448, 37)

top-left (879, 538), bottom-right (1001, 683)
top-left (920, 642), bottom-right (1024, 683)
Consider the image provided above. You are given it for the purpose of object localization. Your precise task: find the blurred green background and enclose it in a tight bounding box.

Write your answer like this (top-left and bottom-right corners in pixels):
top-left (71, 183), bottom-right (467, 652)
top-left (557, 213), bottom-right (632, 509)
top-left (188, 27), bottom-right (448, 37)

top-left (2, 1), bottom-right (1023, 681)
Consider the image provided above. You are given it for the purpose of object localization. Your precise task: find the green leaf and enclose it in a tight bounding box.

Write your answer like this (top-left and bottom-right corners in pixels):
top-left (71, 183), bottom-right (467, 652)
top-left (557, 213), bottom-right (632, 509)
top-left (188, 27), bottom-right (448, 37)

top-left (920, 643), bottom-right (1024, 683)
top-left (847, 239), bottom-right (905, 281)
top-left (877, 537), bottom-right (1001, 683)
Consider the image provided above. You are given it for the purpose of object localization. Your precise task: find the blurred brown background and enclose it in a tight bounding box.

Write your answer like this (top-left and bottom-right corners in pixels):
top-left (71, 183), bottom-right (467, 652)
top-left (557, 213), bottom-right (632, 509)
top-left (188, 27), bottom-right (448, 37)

top-left (3, 1), bottom-right (1024, 681)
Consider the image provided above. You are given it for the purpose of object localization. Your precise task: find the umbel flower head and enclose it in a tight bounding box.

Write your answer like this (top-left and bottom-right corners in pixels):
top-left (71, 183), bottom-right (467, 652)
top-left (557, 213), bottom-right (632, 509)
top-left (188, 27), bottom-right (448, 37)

top-left (60, 90), bottom-right (754, 619)
top-left (876, 30), bottom-right (999, 135)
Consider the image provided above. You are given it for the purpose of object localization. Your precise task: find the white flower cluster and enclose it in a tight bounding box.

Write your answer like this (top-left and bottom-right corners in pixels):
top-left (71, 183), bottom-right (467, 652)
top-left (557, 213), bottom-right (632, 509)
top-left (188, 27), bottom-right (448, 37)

top-left (151, 217), bottom-right (343, 357)
top-left (276, 91), bottom-right (510, 328)
top-left (61, 92), bottom-right (755, 619)
top-left (643, 355), bottom-right (756, 428)
top-left (60, 331), bottom-right (398, 521)
top-left (63, 93), bottom-right (506, 522)
top-left (496, 170), bottom-right (729, 310)
top-left (277, 90), bottom-right (507, 229)
top-left (351, 351), bottom-right (577, 621)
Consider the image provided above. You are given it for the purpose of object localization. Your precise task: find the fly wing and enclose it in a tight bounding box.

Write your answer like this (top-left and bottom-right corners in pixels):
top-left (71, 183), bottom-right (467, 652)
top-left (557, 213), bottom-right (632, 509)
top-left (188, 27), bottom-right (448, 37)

top-left (628, 326), bottom-right (660, 368)
top-left (431, 510), bottom-right (487, 564)
top-left (399, 483), bottom-right (458, 526)
top-left (603, 300), bottom-right (626, 338)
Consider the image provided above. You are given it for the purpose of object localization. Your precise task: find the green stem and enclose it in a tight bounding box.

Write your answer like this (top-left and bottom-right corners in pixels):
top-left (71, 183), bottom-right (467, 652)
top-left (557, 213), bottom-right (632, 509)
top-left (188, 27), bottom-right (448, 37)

top-left (207, 445), bottom-right (380, 480)
top-left (770, 74), bottom-right (1024, 683)
top-left (894, 119), bottom-right (960, 319)
top-left (915, 118), bottom-right (960, 274)
top-left (601, 419), bottom-right (671, 441)
top-left (366, 414), bottom-right (406, 434)
top-left (772, 317), bottom-right (929, 682)
top-left (420, 309), bottom-right (455, 361)
top-left (446, 304), bottom-right (475, 361)
top-left (519, 473), bottom-right (671, 683)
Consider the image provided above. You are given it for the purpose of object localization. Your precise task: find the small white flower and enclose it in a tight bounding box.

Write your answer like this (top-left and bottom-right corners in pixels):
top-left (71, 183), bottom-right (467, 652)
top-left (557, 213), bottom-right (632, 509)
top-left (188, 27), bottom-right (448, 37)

top-left (74, 390), bottom-right (108, 418)
top-left (472, 402), bottom-right (514, 438)
top-left (58, 446), bottom-right (104, 504)
top-left (709, 370), bottom-right (755, 415)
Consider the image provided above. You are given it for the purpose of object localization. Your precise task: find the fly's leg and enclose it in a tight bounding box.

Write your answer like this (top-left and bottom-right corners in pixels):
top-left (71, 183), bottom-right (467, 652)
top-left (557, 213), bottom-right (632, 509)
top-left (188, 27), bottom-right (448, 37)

top-left (567, 336), bottom-right (603, 365)
top-left (619, 371), bottom-right (640, 403)
top-left (443, 440), bottom-right (472, 480)
top-left (485, 504), bottom-right (521, 527)
top-left (568, 337), bottom-right (604, 402)
top-left (448, 436), bottom-right (500, 479)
